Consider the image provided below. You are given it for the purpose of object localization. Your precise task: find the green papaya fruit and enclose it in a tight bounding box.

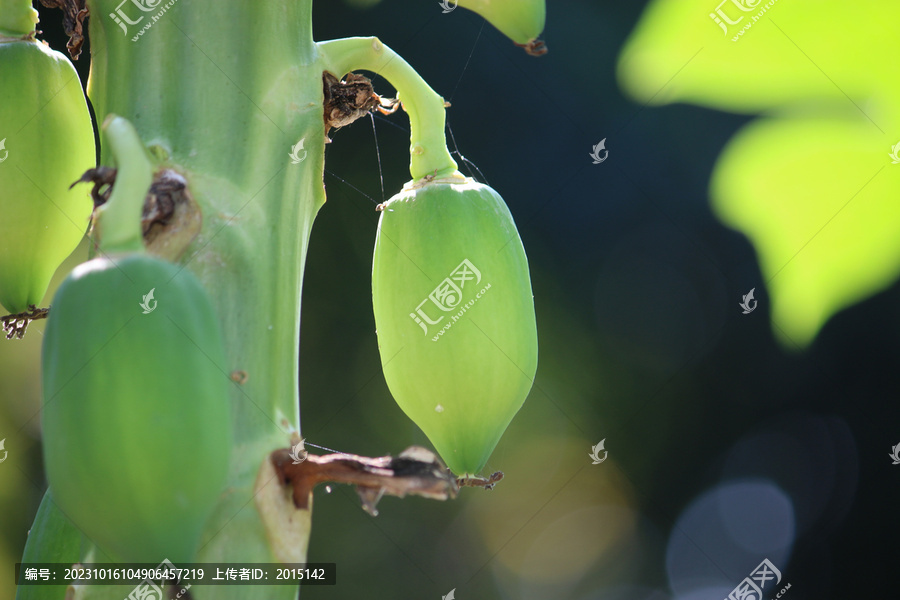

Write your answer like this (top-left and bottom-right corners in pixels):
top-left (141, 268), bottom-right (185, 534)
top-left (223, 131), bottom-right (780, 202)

top-left (0, 31), bottom-right (96, 314)
top-left (456, 0), bottom-right (546, 47)
top-left (372, 175), bottom-right (538, 476)
top-left (41, 253), bottom-right (232, 563)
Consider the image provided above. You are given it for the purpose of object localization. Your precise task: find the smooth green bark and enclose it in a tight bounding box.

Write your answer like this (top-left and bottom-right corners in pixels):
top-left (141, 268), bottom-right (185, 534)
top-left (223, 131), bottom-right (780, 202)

top-left (83, 1), bottom-right (324, 598)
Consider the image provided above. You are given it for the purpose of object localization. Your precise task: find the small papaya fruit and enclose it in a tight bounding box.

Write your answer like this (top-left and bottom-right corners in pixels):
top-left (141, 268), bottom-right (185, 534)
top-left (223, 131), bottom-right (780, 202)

top-left (372, 175), bottom-right (538, 476)
top-left (41, 253), bottom-right (232, 563)
top-left (456, 0), bottom-right (546, 48)
top-left (0, 26), bottom-right (96, 314)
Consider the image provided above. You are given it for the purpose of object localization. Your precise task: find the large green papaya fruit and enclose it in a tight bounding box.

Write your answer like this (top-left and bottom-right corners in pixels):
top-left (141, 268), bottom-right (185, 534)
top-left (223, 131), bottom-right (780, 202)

top-left (372, 175), bottom-right (538, 476)
top-left (0, 26), bottom-right (95, 313)
top-left (41, 253), bottom-right (232, 563)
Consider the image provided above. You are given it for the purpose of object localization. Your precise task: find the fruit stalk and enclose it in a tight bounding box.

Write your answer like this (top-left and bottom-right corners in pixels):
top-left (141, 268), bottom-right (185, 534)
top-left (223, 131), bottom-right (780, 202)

top-left (318, 36), bottom-right (458, 180)
top-left (95, 115), bottom-right (152, 254)
top-left (0, 0), bottom-right (37, 37)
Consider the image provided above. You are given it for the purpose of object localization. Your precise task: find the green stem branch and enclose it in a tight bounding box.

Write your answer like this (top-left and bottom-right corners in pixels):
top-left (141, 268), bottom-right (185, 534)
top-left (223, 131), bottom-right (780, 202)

top-left (97, 115), bottom-right (152, 255)
top-left (0, 0), bottom-right (36, 38)
top-left (318, 36), bottom-right (458, 181)
top-left (84, 2), bottom-right (324, 590)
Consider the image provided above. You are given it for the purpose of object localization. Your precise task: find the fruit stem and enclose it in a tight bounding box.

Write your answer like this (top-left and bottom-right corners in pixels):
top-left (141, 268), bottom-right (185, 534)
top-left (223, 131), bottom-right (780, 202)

top-left (96, 115), bottom-right (152, 255)
top-left (0, 0), bottom-right (37, 38)
top-left (318, 37), bottom-right (458, 181)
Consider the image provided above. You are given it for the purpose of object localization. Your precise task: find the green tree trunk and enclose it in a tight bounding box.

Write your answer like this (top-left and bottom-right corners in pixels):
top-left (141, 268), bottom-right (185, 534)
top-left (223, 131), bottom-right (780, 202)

top-left (83, 1), bottom-right (324, 597)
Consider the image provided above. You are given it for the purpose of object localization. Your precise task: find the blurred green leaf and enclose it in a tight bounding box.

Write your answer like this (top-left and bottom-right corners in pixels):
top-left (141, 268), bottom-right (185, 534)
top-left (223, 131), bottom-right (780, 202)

top-left (618, 0), bottom-right (900, 347)
top-left (711, 116), bottom-right (900, 346)
top-left (617, 0), bottom-right (900, 111)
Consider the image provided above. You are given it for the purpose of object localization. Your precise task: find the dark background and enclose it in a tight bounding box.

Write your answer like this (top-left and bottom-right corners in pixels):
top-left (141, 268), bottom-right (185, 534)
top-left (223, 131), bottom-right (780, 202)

top-left (4, 1), bottom-right (899, 598)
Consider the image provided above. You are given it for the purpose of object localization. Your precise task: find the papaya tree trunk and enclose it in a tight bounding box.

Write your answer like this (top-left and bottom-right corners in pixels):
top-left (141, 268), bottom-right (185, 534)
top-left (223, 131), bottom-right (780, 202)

top-left (84, 0), bottom-right (323, 597)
